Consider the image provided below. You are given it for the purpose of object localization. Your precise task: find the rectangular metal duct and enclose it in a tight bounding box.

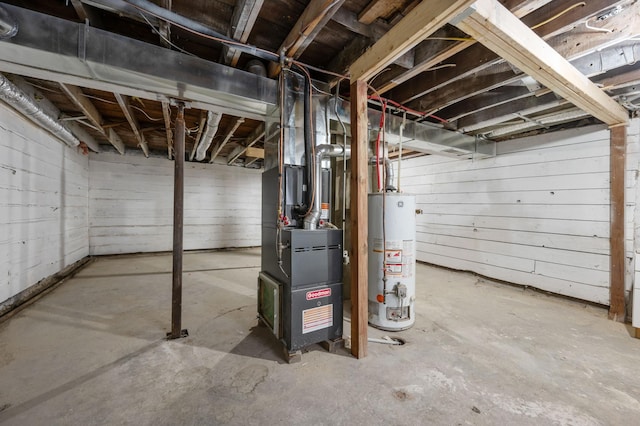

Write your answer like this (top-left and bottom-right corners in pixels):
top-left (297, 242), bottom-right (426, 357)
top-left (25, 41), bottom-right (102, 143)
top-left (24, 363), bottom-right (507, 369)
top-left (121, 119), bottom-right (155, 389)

top-left (0, 4), bottom-right (277, 120)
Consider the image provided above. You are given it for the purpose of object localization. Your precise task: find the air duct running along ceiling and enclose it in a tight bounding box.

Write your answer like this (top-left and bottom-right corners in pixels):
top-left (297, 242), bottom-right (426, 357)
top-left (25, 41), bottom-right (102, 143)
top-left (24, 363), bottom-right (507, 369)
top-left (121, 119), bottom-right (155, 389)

top-left (329, 98), bottom-right (496, 159)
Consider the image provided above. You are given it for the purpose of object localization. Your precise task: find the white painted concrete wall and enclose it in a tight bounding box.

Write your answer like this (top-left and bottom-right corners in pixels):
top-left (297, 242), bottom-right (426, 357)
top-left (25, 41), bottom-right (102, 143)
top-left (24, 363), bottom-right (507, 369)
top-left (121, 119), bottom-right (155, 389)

top-left (0, 105), bottom-right (89, 304)
top-left (401, 121), bottom-right (640, 307)
top-left (89, 152), bottom-right (262, 255)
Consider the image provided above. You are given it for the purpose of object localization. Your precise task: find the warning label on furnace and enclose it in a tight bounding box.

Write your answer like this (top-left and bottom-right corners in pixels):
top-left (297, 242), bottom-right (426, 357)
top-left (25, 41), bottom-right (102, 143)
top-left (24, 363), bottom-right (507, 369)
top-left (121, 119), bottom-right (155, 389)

top-left (302, 304), bottom-right (333, 334)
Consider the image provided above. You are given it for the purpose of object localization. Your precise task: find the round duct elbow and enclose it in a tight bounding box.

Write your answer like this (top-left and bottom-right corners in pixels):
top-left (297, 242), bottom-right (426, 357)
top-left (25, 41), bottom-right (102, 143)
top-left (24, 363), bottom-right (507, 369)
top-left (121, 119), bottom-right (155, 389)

top-left (245, 59), bottom-right (267, 78)
top-left (0, 6), bottom-right (18, 40)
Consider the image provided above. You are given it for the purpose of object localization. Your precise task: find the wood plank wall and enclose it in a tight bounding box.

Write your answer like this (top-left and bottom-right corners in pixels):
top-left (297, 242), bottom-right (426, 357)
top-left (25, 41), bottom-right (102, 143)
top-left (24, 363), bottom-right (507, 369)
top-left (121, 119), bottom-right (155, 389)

top-left (0, 105), bottom-right (89, 304)
top-left (401, 121), bottom-right (639, 307)
top-left (89, 152), bottom-right (262, 255)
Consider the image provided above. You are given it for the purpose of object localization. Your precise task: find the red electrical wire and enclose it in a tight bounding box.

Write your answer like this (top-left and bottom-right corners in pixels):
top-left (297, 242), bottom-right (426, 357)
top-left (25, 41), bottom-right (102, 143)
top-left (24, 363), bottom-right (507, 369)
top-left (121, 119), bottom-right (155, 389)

top-left (367, 94), bottom-right (448, 124)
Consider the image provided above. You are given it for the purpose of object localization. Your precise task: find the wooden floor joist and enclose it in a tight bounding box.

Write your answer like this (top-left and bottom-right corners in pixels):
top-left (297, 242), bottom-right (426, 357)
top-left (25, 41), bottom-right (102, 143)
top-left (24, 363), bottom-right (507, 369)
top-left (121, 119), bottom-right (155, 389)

top-left (454, 0), bottom-right (629, 127)
top-left (349, 0), bottom-right (474, 82)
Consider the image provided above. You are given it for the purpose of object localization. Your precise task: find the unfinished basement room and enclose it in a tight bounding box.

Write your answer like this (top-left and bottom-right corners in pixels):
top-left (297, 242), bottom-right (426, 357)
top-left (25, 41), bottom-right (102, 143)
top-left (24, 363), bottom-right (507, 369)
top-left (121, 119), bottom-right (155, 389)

top-left (1, 0), bottom-right (639, 424)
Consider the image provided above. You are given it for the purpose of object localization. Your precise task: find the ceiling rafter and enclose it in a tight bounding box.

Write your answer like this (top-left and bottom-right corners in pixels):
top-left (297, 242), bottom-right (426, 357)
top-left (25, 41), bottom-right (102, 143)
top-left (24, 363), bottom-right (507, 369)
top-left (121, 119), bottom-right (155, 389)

top-left (224, 0), bottom-right (265, 66)
top-left (269, 0), bottom-right (346, 77)
top-left (391, 0), bottom-right (631, 104)
top-left (114, 93), bottom-right (149, 157)
top-left (59, 83), bottom-right (125, 154)
top-left (210, 117), bottom-right (244, 162)
top-left (454, 0), bottom-right (628, 126)
top-left (349, 0), bottom-right (475, 82)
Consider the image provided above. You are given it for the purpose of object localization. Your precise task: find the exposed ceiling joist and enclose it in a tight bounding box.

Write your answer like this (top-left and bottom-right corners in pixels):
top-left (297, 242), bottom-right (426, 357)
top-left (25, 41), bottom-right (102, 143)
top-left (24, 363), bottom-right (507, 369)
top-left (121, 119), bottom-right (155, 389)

top-left (210, 117), bottom-right (244, 162)
top-left (115, 93), bottom-right (149, 157)
top-left (358, 0), bottom-right (405, 25)
top-left (59, 83), bottom-right (126, 154)
top-left (455, 0), bottom-right (628, 126)
top-left (374, 0), bottom-right (544, 94)
top-left (70, 0), bottom-right (89, 21)
top-left (224, 0), bottom-right (265, 66)
top-left (227, 122), bottom-right (265, 164)
top-left (269, 0), bottom-right (346, 77)
top-left (349, 0), bottom-right (475, 82)
top-left (392, 0), bottom-right (631, 105)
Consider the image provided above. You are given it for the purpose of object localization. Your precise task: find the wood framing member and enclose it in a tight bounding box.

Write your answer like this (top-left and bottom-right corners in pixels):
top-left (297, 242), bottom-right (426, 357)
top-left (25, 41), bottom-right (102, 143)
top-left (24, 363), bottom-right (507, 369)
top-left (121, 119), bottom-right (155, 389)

top-left (609, 125), bottom-right (626, 322)
top-left (59, 83), bottom-right (125, 154)
top-left (350, 79), bottom-right (368, 359)
top-left (224, 0), bottom-right (265, 66)
top-left (210, 117), bottom-right (244, 162)
top-left (227, 122), bottom-right (265, 164)
top-left (114, 93), bottom-right (149, 157)
top-left (70, 0), bottom-right (88, 21)
top-left (454, 0), bottom-right (628, 126)
top-left (349, 0), bottom-right (474, 82)
top-left (269, 0), bottom-right (346, 77)
top-left (358, 0), bottom-right (405, 25)
top-left (159, 0), bottom-right (172, 48)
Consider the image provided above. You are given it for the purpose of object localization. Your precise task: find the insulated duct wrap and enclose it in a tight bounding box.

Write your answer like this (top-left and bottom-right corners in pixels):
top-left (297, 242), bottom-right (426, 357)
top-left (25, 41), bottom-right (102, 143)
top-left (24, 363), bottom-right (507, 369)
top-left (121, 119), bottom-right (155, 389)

top-left (0, 73), bottom-right (79, 147)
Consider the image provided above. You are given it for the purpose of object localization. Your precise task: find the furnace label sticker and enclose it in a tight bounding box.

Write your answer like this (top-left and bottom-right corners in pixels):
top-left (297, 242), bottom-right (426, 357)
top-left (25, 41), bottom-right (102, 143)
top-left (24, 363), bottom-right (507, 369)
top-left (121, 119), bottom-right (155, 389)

top-left (302, 304), bottom-right (333, 334)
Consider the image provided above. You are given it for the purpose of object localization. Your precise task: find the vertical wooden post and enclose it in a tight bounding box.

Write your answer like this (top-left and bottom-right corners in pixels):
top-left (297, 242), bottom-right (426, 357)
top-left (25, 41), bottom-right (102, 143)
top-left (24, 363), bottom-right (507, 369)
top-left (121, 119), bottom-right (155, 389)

top-left (350, 80), bottom-right (368, 358)
top-left (169, 103), bottom-right (186, 339)
top-left (609, 125), bottom-right (626, 322)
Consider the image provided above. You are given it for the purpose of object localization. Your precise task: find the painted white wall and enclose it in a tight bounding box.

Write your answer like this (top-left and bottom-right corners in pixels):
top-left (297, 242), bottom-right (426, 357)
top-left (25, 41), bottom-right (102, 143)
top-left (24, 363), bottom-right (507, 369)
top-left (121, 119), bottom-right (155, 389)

top-left (401, 120), bottom-right (640, 307)
top-left (89, 152), bottom-right (262, 255)
top-left (0, 104), bottom-right (89, 304)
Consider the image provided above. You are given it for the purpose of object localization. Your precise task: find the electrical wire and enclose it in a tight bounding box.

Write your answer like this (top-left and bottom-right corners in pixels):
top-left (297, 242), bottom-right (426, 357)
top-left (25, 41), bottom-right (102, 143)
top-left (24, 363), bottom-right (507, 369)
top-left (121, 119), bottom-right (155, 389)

top-left (531, 2), bottom-right (586, 30)
top-left (139, 11), bottom-right (197, 56)
top-left (584, 17), bottom-right (614, 33)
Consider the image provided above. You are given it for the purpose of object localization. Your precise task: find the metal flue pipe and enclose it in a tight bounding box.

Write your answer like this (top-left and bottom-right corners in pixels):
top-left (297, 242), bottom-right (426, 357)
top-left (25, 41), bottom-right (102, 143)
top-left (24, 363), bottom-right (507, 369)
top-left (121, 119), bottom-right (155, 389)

top-left (304, 144), bottom-right (351, 230)
top-left (0, 74), bottom-right (79, 148)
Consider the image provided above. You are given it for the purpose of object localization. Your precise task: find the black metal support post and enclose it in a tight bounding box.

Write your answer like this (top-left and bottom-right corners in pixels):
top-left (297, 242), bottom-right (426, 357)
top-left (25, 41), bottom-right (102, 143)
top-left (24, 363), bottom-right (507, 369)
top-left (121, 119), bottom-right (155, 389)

top-left (169, 102), bottom-right (188, 339)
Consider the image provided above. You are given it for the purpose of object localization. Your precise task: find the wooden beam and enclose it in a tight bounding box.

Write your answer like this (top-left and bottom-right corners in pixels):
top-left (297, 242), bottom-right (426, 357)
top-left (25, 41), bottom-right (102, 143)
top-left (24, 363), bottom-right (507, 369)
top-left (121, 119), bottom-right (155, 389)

top-left (358, 0), bottom-right (405, 25)
top-left (224, 0), bottom-right (265, 66)
top-left (227, 123), bottom-right (265, 164)
top-left (455, 0), bottom-right (628, 126)
top-left (349, 0), bottom-right (474, 82)
top-left (70, 0), bottom-right (88, 21)
top-left (162, 101), bottom-right (173, 159)
top-left (500, 0), bottom-right (554, 16)
top-left (609, 125), bottom-right (626, 322)
top-left (210, 117), bottom-right (244, 162)
top-left (159, 0), bottom-right (172, 48)
top-left (390, 0), bottom-right (629, 103)
top-left (269, 0), bottom-right (345, 77)
top-left (59, 83), bottom-right (125, 154)
top-left (245, 147), bottom-right (264, 159)
top-left (350, 79), bottom-right (368, 359)
top-left (114, 93), bottom-right (149, 157)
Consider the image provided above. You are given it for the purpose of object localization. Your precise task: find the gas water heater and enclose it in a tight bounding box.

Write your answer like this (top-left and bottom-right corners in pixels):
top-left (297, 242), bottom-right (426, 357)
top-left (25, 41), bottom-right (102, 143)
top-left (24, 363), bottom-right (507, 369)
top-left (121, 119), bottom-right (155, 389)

top-left (368, 193), bottom-right (417, 331)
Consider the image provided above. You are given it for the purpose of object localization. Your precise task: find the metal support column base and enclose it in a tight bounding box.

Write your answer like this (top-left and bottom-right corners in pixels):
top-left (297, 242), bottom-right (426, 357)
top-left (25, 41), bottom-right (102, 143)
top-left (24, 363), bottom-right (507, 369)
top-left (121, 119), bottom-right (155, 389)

top-left (166, 329), bottom-right (189, 340)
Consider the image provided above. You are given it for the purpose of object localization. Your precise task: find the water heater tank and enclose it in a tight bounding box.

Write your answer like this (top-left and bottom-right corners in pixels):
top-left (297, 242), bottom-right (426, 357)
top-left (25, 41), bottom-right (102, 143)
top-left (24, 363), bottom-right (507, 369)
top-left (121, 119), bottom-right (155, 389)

top-left (368, 193), bottom-right (416, 331)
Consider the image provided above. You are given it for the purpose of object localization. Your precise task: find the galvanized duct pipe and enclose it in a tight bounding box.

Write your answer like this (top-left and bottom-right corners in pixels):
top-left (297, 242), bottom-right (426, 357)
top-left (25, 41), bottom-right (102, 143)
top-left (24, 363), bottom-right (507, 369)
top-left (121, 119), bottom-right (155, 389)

top-left (0, 5), bottom-right (18, 40)
top-left (0, 74), bottom-right (79, 147)
top-left (194, 111), bottom-right (222, 161)
top-left (304, 144), bottom-right (351, 230)
top-left (368, 156), bottom-right (396, 192)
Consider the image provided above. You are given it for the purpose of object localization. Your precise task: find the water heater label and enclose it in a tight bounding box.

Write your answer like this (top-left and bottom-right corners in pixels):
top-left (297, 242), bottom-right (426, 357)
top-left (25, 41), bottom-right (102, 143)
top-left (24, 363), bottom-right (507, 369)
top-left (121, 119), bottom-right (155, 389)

top-left (302, 304), bottom-right (333, 334)
top-left (306, 288), bottom-right (331, 300)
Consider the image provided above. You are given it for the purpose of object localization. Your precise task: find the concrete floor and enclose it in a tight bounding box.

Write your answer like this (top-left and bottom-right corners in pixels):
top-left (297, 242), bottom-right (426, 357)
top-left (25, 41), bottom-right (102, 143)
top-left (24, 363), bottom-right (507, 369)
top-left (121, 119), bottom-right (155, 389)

top-left (0, 248), bottom-right (638, 425)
